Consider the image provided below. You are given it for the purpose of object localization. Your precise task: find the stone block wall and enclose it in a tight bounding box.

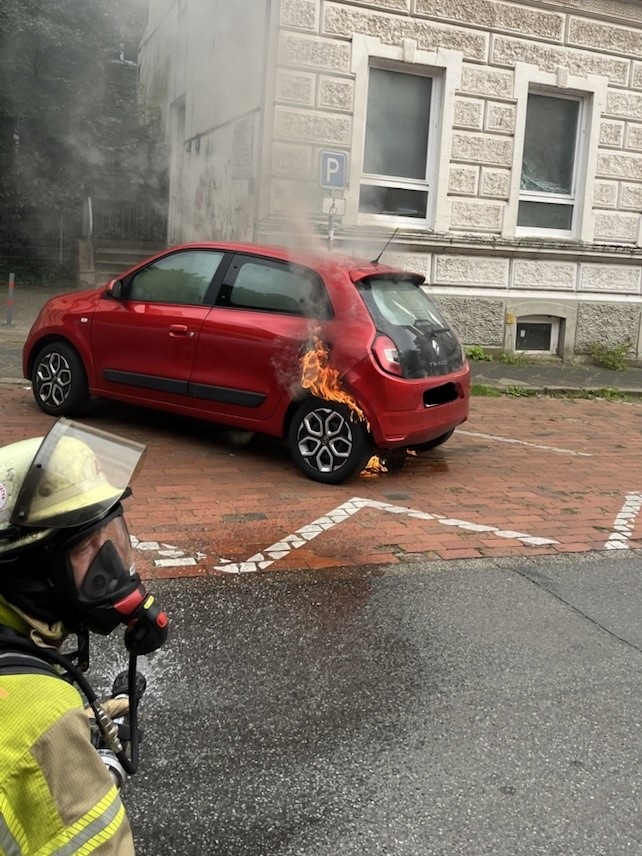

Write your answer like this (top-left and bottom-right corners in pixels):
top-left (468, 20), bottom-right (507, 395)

top-left (140, 0), bottom-right (642, 359)
top-left (270, 0), bottom-right (642, 237)
top-left (258, 0), bottom-right (642, 358)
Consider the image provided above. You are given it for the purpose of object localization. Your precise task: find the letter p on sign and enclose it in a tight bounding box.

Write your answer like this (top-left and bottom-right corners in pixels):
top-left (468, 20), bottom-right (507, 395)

top-left (320, 151), bottom-right (347, 190)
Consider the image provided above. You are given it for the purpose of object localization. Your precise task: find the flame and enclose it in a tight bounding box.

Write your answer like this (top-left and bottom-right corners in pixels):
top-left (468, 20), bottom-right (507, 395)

top-left (361, 455), bottom-right (388, 477)
top-left (300, 327), bottom-right (386, 476)
top-left (300, 332), bottom-right (366, 424)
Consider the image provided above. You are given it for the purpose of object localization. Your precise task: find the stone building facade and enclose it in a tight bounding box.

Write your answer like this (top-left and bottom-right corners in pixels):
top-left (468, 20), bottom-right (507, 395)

top-left (138, 0), bottom-right (642, 360)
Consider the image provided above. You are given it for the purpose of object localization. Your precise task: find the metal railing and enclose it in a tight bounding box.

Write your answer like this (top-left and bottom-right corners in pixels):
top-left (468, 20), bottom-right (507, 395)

top-left (91, 199), bottom-right (167, 242)
top-left (0, 217), bottom-right (77, 280)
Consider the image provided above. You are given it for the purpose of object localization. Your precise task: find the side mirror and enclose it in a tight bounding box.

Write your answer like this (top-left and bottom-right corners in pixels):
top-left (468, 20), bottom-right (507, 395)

top-left (108, 280), bottom-right (124, 300)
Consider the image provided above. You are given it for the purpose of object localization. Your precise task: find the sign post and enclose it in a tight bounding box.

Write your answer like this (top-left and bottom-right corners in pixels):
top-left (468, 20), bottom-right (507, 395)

top-left (3, 273), bottom-right (14, 327)
top-left (320, 151), bottom-right (347, 251)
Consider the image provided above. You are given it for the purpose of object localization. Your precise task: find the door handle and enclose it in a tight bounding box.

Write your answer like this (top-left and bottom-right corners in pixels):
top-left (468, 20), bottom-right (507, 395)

top-left (169, 324), bottom-right (190, 336)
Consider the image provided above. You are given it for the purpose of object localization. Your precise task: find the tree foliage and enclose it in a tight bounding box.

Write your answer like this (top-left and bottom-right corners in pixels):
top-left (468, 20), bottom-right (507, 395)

top-left (0, 0), bottom-right (165, 222)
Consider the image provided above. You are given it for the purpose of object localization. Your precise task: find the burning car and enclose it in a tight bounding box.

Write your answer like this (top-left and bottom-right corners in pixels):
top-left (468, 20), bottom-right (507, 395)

top-left (23, 242), bottom-right (470, 484)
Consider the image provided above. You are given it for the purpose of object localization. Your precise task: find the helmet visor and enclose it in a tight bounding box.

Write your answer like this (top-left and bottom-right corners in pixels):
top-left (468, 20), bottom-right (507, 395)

top-left (69, 512), bottom-right (135, 594)
top-left (11, 418), bottom-right (146, 529)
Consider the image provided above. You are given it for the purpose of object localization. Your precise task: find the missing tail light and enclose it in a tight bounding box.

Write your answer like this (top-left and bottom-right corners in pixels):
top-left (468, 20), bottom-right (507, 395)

top-left (372, 334), bottom-right (402, 377)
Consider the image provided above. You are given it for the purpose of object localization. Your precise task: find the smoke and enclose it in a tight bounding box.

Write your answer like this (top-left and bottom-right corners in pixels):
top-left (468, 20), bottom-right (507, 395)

top-left (0, 0), bottom-right (165, 276)
top-left (137, 0), bottom-right (336, 252)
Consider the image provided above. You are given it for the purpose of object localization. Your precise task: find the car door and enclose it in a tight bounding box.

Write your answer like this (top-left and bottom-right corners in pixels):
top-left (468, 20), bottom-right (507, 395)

top-left (90, 248), bottom-right (227, 407)
top-left (188, 253), bottom-right (332, 431)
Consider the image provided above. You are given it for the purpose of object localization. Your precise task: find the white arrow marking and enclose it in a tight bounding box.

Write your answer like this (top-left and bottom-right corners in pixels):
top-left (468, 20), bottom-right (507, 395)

top-left (605, 493), bottom-right (642, 550)
top-left (214, 496), bottom-right (557, 574)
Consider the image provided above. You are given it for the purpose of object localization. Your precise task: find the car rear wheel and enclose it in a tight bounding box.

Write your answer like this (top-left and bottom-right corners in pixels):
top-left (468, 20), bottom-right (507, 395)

top-left (32, 341), bottom-right (90, 416)
top-left (408, 429), bottom-right (455, 453)
top-left (288, 397), bottom-right (372, 484)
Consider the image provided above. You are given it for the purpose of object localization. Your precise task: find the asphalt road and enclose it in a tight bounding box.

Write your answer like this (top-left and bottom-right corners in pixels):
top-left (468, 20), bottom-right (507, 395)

top-left (87, 550), bottom-right (642, 856)
top-left (6, 293), bottom-right (642, 853)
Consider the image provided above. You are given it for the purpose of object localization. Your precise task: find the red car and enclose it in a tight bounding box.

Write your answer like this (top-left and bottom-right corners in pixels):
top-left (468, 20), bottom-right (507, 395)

top-left (23, 242), bottom-right (470, 484)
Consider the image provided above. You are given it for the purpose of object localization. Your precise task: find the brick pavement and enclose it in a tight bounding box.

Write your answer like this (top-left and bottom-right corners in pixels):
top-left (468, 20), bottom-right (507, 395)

top-left (2, 383), bottom-right (642, 580)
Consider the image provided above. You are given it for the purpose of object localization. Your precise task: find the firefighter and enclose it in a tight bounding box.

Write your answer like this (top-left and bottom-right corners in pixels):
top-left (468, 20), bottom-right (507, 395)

top-left (0, 418), bottom-right (169, 855)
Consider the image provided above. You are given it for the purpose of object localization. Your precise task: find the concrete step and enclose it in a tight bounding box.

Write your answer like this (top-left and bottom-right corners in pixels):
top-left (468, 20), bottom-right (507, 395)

top-left (93, 241), bottom-right (166, 278)
top-left (77, 239), bottom-right (168, 287)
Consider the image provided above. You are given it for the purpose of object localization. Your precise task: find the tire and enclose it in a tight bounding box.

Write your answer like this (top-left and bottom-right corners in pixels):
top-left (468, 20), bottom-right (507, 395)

top-left (31, 341), bottom-right (90, 416)
top-left (408, 429), bottom-right (454, 454)
top-left (288, 397), bottom-right (372, 484)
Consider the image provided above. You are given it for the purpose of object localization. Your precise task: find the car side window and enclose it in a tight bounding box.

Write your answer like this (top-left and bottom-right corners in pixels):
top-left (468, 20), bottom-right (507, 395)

top-left (128, 251), bottom-right (224, 305)
top-left (223, 259), bottom-right (332, 318)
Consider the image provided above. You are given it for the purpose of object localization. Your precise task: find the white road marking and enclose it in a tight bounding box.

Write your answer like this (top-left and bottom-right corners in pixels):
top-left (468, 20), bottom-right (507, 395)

top-left (605, 493), bottom-right (642, 550)
top-left (129, 491), bottom-right (642, 569)
top-left (458, 430), bottom-right (592, 457)
top-left (214, 497), bottom-right (558, 575)
top-left (131, 537), bottom-right (198, 567)
top-left (154, 557), bottom-right (198, 567)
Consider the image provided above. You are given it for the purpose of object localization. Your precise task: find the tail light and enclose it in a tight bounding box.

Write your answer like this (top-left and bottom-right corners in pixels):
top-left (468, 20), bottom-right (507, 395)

top-left (372, 334), bottom-right (402, 377)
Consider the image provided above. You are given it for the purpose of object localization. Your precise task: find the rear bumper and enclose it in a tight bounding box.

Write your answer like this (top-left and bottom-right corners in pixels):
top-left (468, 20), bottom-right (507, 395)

top-left (348, 360), bottom-right (471, 449)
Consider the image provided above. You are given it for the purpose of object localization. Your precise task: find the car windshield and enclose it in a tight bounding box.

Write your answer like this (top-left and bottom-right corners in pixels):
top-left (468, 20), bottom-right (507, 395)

top-left (358, 276), bottom-right (464, 378)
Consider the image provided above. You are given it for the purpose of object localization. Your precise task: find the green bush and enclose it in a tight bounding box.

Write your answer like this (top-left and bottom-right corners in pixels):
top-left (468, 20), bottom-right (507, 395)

top-left (466, 344), bottom-right (492, 361)
top-left (587, 338), bottom-right (633, 371)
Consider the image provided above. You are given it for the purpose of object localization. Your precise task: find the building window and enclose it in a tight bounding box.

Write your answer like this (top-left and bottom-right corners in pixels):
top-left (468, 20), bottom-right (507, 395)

top-left (516, 315), bottom-right (560, 353)
top-left (359, 67), bottom-right (433, 220)
top-left (518, 93), bottom-right (581, 233)
top-left (505, 64), bottom-right (607, 243)
top-left (348, 36), bottom-right (462, 231)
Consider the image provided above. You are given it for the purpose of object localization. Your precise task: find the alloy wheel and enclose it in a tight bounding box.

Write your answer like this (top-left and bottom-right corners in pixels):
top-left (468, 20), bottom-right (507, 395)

top-left (295, 406), bottom-right (354, 474)
top-left (35, 351), bottom-right (73, 408)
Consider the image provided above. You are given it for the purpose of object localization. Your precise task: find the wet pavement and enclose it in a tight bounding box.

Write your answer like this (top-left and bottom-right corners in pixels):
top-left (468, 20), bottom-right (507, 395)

top-left (3, 374), bottom-right (642, 581)
top-left (90, 550), bottom-right (642, 855)
top-left (3, 282), bottom-right (642, 579)
top-left (6, 283), bottom-right (642, 855)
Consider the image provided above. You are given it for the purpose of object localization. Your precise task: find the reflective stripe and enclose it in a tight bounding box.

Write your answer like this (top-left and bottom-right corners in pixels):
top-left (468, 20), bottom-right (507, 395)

top-left (35, 787), bottom-right (125, 856)
top-left (0, 794), bottom-right (27, 856)
top-left (74, 800), bottom-right (127, 856)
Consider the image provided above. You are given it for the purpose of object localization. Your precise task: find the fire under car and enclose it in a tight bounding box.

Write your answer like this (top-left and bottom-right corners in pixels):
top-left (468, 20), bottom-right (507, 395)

top-left (23, 242), bottom-right (471, 484)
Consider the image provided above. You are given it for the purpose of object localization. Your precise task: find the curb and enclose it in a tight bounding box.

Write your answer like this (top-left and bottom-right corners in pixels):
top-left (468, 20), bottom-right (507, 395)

top-left (473, 383), bottom-right (642, 397)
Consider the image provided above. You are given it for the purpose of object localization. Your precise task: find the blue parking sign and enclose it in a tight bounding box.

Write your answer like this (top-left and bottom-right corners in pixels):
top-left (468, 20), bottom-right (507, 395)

top-left (320, 151), bottom-right (347, 189)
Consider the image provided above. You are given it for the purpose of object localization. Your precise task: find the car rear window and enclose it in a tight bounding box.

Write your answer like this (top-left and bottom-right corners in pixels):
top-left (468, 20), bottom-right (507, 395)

top-left (358, 276), bottom-right (465, 378)
top-left (366, 278), bottom-right (449, 328)
top-left (359, 277), bottom-right (448, 329)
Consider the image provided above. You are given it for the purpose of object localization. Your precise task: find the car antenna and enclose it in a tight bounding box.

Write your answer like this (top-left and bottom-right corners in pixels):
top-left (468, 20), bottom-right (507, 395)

top-left (370, 228), bottom-right (399, 265)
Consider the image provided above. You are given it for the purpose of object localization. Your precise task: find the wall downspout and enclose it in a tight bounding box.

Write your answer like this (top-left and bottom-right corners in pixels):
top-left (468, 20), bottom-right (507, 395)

top-left (253, 0), bottom-right (273, 243)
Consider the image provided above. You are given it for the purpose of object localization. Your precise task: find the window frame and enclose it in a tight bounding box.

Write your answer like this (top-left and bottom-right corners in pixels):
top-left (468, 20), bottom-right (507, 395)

top-left (505, 63), bottom-right (607, 243)
top-left (347, 36), bottom-right (462, 231)
top-left (515, 314), bottom-right (560, 354)
top-left (359, 64), bottom-right (435, 222)
top-left (517, 90), bottom-right (583, 236)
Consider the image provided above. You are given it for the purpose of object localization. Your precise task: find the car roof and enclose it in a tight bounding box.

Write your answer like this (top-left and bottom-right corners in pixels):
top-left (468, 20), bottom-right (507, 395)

top-left (156, 241), bottom-right (421, 283)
